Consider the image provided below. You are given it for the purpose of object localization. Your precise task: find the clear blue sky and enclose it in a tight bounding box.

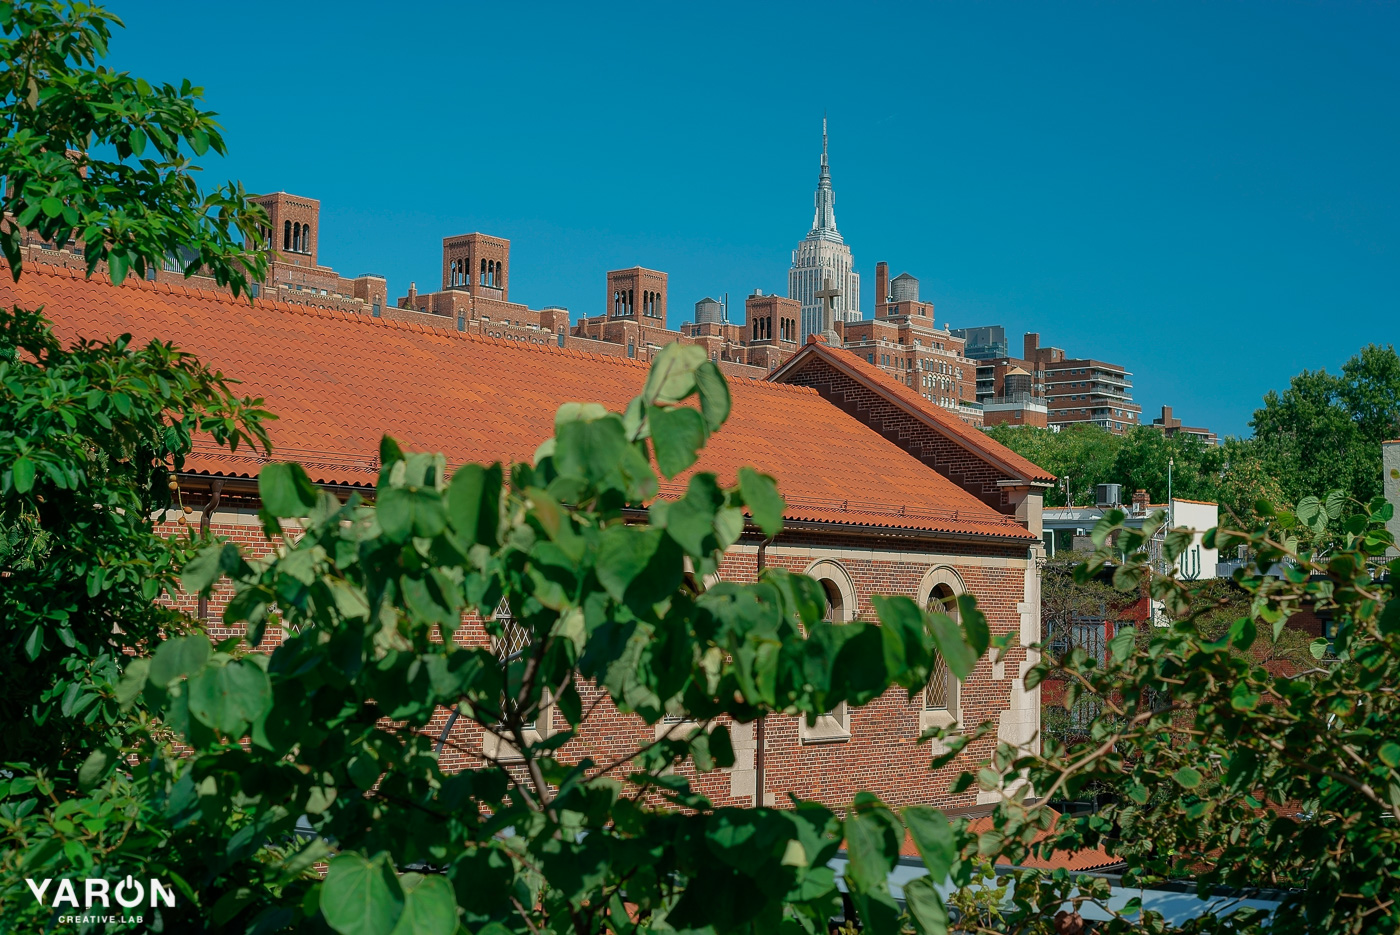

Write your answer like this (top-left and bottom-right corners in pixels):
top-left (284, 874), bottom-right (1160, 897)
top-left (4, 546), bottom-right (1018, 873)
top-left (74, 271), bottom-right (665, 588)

top-left (110, 1), bottom-right (1397, 438)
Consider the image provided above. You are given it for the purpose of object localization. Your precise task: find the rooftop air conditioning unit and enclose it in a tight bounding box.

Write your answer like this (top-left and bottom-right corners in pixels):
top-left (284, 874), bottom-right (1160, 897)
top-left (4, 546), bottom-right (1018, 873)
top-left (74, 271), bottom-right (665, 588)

top-left (1095, 483), bottom-right (1122, 508)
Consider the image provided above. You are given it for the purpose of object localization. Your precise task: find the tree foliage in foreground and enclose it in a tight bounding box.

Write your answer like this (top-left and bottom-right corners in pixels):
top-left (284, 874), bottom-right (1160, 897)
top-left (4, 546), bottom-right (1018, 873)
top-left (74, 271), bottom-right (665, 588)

top-left (0, 0), bottom-right (268, 293)
top-left (0, 304), bottom-right (271, 766)
top-left (948, 494), bottom-right (1399, 934)
top-left (2, 340), bottom-right (995, 935)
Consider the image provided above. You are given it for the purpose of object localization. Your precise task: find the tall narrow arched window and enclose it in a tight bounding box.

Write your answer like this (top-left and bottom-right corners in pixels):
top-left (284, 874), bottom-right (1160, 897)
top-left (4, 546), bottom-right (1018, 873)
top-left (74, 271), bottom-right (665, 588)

top-left (799, 559), bottom-right (855, 744)
top-left (302, 224), bottom-right (311, 255)
top-left (918, 568), bottom-right (965, 730)
top-left (628, 289), bottom-right (634, 315)
top-left (283, 220), bottom-right (292, 251)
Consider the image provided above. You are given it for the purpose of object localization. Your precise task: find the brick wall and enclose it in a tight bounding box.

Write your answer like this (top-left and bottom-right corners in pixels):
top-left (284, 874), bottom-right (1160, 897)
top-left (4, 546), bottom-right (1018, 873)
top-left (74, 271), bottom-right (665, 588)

top-left (778, 355), bottom-right (1024, 513)
top-left (173, 507), bottom-right (1039, 813)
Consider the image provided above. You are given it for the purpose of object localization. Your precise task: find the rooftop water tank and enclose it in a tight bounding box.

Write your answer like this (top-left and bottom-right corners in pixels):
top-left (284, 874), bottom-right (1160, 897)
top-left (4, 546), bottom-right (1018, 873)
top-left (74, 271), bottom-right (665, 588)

top-left (890, 272), bottom-right (919, 303)
top-left (694, 297), bottom-right (723, 324)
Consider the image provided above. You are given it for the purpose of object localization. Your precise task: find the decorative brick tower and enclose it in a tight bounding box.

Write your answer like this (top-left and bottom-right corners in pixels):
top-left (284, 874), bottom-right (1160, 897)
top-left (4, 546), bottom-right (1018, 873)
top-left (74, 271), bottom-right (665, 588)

top-left (442, 233), bottom-right (509, 300)
top-left (252, 193), bottom-right (319, 268)
top-left (605, 267), bottom-right (667, 323)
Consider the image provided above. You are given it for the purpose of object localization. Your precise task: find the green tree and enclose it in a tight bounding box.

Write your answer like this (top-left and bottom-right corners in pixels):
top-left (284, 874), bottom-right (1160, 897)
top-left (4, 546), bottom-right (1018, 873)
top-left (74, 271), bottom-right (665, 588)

top-left (0, 0), bottom-right (272, 768)
top-left (2, 343), bottom-right (992, 935)
top-left (983, 424), bottom-right (1122, 507)
top-left (935, 492), bottom-right (1400, 934)
top-left (1251, 343), bottom-right (1400, 507)
top-left (0, 0), bottom-right (267, 293)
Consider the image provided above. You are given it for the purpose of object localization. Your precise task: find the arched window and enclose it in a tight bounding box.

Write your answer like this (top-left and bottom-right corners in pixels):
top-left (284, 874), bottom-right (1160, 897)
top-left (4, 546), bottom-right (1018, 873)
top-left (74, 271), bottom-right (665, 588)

top-left (628, 289), bottom-right (634, 315)
top-left (799, 559), bottom-right (855, 743)
top-left (918, 567), bottom-right (966, 729)
top-left (283, 220), bottom-right (292, 251)
top-left (302, 224), bottom-right (311, 255)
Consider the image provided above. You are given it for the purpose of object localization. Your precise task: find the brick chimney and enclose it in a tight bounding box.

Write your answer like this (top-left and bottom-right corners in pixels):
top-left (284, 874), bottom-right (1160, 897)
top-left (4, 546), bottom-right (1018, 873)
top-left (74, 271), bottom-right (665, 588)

top-left (1132, 489), bottom-right (1149, 513)
top-left (1023, 332), bottom-right (1040, 360)
top-left (875, 261), bottom-right (889, 316)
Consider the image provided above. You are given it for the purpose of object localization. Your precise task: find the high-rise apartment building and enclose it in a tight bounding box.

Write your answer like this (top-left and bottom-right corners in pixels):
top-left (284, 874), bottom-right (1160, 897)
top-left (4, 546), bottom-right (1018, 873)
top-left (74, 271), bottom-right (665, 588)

top-left (968, 331), bottom-right (1141, 433)
top-left (950, 324), bottom-right (1009, 361)
top-left (789, 118), bottom-right (860, 341)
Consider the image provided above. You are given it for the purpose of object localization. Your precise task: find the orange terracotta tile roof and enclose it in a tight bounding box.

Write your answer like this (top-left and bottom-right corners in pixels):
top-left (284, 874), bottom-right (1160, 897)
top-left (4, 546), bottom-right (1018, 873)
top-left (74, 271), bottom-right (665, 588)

top-left (899, 809), bottom-right (1122, 873)
top-left (5, 265), bottom-right (1035, 541)
top-left (771, 340), bottom-right (1058, 485)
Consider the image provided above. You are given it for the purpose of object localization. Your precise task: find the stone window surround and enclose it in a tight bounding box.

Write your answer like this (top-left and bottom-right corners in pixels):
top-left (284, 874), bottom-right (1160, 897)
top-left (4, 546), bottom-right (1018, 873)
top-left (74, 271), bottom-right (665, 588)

top-left (799, 559), bottom-right (856, 744)
top-left (918, 565), bottom-right (966, 734)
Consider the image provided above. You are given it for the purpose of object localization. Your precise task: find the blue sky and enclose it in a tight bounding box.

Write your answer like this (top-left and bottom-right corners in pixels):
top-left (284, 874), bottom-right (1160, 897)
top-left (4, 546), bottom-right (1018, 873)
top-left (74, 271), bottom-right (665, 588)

top-left (111, 1), bottom-right (1397, 438)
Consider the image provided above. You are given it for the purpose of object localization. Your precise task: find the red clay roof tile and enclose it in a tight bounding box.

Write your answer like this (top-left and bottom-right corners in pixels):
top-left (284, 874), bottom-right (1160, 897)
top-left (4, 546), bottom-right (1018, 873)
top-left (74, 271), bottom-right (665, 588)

top-left (5, 265), bottom-right (1035, 541)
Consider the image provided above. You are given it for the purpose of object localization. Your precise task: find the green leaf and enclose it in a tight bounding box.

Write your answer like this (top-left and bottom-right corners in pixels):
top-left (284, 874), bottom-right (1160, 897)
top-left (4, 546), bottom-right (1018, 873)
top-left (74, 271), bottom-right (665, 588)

top-left (107, 250), bottom-right (130, 285)
top-left (926, 613), bottom-right (978, 681)
top-left (378, 486), bottom-right (446, 542)
top-left (391, 874), bottom-right (458, 935)
top-left (660, 473), bottom-right (725, 554)
top-left (901, 806), bottom-right (955, 881)
top-left (321, 853), bottom-right (406, 935)
top-left (902, 874), bottom-right (950, 935)
top-left (694, 360), bottom-right (731, 431)
top-left (1310, 637), bottom-right (1330, 660)
top-left (78, 747), bottom-right (116, 791)
top-left (595, 525), bottom-right (662, 602)
top-left (1379, 742), bottom-right (1400, 769)
top-left (649, 404), bottom-right (707, 479)
top-left (446, 463), bottom-right (502, 547)
top-left (188, 660), bottom-right (272, 735)
top-left (115, 658), bottom-right (150, 709)
top-left (260, 462), bottom-right (319, 518)
top-left (22, 625), bottom-right (42, 661)
top-left (641, 342), bottom-right (707, 406)
top-left (128, 127), bottom-right (147, 156)
top-left (1108, 627), bottom-right (1136, 663)
top-left (149, 633), bottom-right (212, 686)
top-left (11, 456), bottom-right (36, 493)
top-left (1172, 766), bottom-right (1202, 789)
top-left (955, 595), bottom-right (990, 657)
top-left (739, 466), bottom-right (785, 538)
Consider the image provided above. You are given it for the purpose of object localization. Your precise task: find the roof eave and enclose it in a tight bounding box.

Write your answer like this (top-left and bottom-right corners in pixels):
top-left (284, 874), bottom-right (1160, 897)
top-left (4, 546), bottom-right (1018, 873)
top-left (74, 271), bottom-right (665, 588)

top-left (770, 343), bottom-right (1056, 485)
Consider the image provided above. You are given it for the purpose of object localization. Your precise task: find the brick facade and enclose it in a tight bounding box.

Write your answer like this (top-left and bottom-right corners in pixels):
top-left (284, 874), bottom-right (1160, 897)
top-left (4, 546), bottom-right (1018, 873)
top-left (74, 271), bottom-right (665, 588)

top-left (165, 503), bottom-right (1040, 814)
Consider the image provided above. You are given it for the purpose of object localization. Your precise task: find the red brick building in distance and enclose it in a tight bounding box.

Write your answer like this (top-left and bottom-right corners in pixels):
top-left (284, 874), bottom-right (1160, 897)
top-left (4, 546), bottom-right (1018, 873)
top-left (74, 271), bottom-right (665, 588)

top-left (1150, 405), bottom-right (1219, 446)
top-left (833, 262), bottom-right (982, 426)
top-left (973, 332), bottom-right (1141, 433)
top-left (10, 262), bottom-right (1057, 815)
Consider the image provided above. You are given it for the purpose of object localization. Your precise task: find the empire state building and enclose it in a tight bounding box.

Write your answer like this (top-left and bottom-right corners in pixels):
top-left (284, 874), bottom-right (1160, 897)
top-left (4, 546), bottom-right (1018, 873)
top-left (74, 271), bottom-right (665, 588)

top-left (789, 118), bottom-right (860, 341)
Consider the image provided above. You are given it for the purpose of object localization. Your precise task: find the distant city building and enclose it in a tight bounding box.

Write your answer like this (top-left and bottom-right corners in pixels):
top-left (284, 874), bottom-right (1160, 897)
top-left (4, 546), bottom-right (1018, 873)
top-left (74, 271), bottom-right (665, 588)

top-left (789, 118), bottom-right (860, 341)
top-left (574, 274), bottom-right (798, 377)
top-left (392, 231), bottom-right (571, 349)
top-left (950, 324), bottom-right (1009, 361)
top-left (972, 333), bottom-right (1141, 434)
top-left (1150, 405), bottom-right (1219, 446)
top-left (831, 262), bottom-right (982, 425)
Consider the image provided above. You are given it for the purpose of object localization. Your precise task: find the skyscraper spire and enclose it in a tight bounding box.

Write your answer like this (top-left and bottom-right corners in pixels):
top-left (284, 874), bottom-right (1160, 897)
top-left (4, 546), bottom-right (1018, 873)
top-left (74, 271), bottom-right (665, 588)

top-left (812, 115), bottom-right (837, 234)
top-left (791, 114), bottom-right (859, 341)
